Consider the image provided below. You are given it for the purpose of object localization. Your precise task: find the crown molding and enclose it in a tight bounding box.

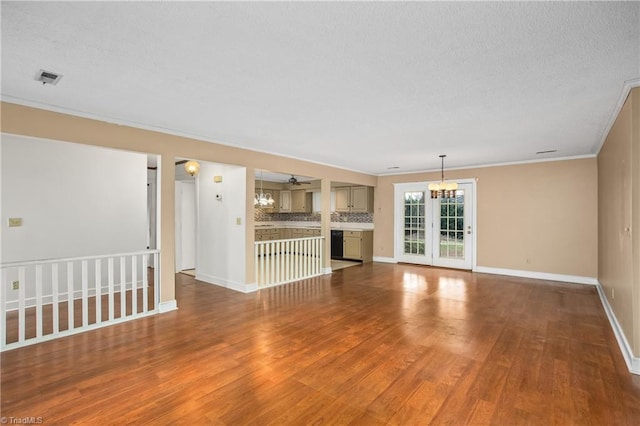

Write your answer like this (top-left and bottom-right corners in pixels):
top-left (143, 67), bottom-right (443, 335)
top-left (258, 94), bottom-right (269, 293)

top-left (594, 78), bottom-right (640, 155)
top-left (0, 95), bottom-right (375, 178)
top-left (377, 154), bottom-right (597, 177)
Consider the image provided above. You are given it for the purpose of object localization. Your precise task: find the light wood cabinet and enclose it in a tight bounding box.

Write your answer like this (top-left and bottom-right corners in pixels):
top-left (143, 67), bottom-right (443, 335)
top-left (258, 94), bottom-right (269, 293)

top-left (334, 186), bottom-right (373, 213)
top-left (255, 227), bottom-right (322, 242)
top-left (291, 189), bottom-right (312, 213)
top-left (335, 187), bottom-right (351, 212)
top-left (268, 190), bottom-right (280, 211)
top-left (279, 190), bottom-right (292, 212)
top-left (279, 228), bottom-right (292, 239)
top-left (255, 228), bottom-right (281, 241)
top-left (342, 230), bottom-right (373, 262)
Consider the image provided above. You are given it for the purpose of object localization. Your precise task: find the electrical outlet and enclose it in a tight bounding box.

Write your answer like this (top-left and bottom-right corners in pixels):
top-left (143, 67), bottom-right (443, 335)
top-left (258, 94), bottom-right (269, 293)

top-left (12, 281), bottom-right (19, 290)
top-left (611, 288), bottom-right (615, 300)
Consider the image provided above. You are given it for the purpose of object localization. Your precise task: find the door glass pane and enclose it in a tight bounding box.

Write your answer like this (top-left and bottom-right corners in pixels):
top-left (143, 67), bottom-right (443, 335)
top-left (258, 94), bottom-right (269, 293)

top-left (404, 191), bottom-right (426, 255)
top-left (439, 190), bottom-right (465, 259)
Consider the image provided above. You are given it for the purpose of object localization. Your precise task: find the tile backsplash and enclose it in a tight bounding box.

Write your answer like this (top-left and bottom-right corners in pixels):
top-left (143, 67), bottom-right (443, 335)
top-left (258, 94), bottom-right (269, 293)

top-left (255, 209), bottom-right (373, 223)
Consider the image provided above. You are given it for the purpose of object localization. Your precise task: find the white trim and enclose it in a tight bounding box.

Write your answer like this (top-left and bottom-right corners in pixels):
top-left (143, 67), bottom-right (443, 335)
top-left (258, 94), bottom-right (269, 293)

top-left (594, 78), bottom-right (640, 155)
top-left (1, 101), bottom-right (373, 178)
top-left (393, 179), bottom-right (477, 270)
top-left (373, 256), bottom-right (397, 264)
top-left (0, 310), bottom-right (157, 352)
top-left (158, 300), bottom-right (178, 313)
top-left (473, 266), bottom-right (598, 285)
top-left (595, 282), bottom-right (640, 375)
top-left (196, 272), bottom-right (256, 293)
top-left (378, 154), bottom-right (596, 177)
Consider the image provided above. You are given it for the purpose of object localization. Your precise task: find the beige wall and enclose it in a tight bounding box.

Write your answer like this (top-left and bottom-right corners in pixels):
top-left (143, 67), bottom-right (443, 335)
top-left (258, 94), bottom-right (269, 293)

top-left (375, 158), bottom-right (598, 277)
top-left (1, 102), bottom-right (376, 301)
top-left (598, 88), bottom-right (640, 355)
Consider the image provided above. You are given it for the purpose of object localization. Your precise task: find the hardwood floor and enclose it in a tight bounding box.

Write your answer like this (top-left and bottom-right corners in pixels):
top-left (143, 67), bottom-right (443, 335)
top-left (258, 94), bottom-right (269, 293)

top-left (2, 263), bottom-right (639, 424)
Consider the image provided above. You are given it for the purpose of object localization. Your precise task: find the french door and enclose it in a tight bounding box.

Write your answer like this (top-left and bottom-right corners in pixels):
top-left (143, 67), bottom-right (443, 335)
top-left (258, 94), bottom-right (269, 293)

top-left (396, 181), bottom-right (474, 269)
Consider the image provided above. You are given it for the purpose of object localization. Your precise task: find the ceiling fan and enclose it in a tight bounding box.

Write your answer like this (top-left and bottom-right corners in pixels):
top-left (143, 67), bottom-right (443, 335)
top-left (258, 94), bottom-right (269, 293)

top-left (288, 175), bottom-right (311, 185)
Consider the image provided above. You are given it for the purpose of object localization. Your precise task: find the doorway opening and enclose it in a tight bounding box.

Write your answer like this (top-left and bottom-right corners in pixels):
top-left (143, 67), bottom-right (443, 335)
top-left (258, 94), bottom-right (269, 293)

top-left (395, 180), bottom-right (476, 270)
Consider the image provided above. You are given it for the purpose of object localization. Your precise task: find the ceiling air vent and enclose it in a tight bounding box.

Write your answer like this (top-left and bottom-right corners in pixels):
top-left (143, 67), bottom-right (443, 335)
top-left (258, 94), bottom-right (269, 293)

top-left (35, 69), bottom-right (63, 85)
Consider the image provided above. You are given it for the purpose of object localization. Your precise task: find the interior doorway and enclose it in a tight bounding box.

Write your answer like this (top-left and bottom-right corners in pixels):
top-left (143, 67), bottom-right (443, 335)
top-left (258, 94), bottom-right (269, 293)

top-left (395, 180), bottom-right (476, 270)
top-left (175, 162), bottom-right (197, 274)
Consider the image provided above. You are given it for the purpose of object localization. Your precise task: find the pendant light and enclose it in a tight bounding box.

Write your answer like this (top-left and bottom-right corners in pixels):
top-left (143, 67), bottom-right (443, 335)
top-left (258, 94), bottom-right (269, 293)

top-left (254, 171), bottom-right (275, 207)
top-left (428, 155), bottom-right (458, 199)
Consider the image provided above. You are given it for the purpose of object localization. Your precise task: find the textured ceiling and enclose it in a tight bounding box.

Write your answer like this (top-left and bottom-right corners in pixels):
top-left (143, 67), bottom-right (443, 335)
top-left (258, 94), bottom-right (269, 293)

top-left (2, 2), bottom-right (639, 175)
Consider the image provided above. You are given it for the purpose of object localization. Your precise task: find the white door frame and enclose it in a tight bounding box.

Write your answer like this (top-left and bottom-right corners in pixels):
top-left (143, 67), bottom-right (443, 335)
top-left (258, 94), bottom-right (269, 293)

top-left (394, 178), bottom-right (477, 270)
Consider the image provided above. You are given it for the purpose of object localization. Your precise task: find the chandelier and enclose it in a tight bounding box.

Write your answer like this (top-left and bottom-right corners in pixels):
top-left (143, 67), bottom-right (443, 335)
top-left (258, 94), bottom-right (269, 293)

top-left (254, 171), bottom-right (275, 207)
top-left (428, 155), bottom-right (458, 198)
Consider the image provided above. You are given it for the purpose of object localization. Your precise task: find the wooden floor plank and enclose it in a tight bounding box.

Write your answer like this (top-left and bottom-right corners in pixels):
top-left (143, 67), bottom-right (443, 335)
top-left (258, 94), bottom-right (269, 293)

top-left (2, 263), bottom-right (640, 424)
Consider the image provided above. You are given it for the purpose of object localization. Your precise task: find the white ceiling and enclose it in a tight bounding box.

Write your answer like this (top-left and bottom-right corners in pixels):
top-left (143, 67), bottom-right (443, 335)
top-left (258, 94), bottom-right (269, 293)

top-left (2, 2), bottom-right (639, 174)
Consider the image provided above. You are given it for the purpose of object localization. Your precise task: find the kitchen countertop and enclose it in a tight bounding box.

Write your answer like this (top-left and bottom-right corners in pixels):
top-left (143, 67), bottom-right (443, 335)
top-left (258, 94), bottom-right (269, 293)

top-left (255, 221), bottom-right (374, 231)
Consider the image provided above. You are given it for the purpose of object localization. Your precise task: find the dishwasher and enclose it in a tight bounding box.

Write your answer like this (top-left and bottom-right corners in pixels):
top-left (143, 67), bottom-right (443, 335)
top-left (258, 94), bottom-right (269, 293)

top-left (331, 230), bottom-right (343, 259)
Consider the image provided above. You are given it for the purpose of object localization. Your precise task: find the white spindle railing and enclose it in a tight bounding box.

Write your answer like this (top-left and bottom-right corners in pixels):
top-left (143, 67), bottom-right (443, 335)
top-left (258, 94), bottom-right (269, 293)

top-left (0, 250), bottom-right (160, 351)
top-left (255, 236), bottom-right (324, 288)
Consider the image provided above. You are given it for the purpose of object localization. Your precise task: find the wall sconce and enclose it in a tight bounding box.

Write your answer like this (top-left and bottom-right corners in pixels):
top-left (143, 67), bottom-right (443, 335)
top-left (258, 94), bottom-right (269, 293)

top-left (184, 161), bottom-right (200, 176)
top-left (213, 175), bottom-right (223, 183)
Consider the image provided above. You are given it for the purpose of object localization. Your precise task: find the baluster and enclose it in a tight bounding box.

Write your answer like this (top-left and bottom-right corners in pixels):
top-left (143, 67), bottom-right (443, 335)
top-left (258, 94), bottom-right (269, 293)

top-left (108, 257), bottom-right (115, 320)
top-left (260, 243), bottom-right (266, 287)
top-left (120, 256), bottom-right (126, 318)
top-left (52, 263), bottom-right (59, 334)
top-left (294, 239), bottom-right (299, 280)
top-left (254, 244), bottom-right (259, 287)
top-left (153, 252), bottom-right (159, 310)
top-left (18, 267), bottom-right (26, 342)
top-left (35, 264), bottom-right (43, 338)
top-left (67, 262), bottom-right (74, 330)
top-left (82, 260), bottom-right (88, 327)
top-left (131, 255), bottom-right (138, 315)
top-left (142, 255), bottom-right (148, 313)
top-left (95, 259), bottom-right (102, 325)
top-left (273, 241), bottom-right (282, 283)
top-left (1, 268), bottom-right (7, 348)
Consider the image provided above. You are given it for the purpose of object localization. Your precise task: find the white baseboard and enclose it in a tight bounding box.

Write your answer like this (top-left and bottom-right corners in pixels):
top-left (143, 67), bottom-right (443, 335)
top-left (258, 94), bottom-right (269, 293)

top-left (373, 256), bottom-right (397, 264)
top-left (196, 273), bottom-right (256, 293)
top-left (473, 266), bottom-right (598, 285)
top-left (158, 300), bottom-right (178, 313)
top-left (322, 267), bottom-right (333, 274)
top-left (595, 283), bottom-right (640, 375)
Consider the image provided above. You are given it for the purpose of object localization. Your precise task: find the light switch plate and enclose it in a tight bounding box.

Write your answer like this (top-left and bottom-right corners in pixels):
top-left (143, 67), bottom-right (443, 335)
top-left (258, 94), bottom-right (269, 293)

top-left (8, 218), bottom-right (23, 227)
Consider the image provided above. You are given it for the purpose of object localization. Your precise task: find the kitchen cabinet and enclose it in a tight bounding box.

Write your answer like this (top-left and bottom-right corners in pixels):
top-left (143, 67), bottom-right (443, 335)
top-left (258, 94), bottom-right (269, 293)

top-left (334, 186), bottom-right (374, 213)
top-left (342, 230), bottom-right (373, 262)
top-left (255, 227), bottom-right (322, 241)
top-left (291, 189), bottom-right (312, 213)
top-left (279, 190), bottom-right (292, 212)
top-left (255, 228), bottom-right (280, 241)
top-left (335, 187), bottom-right (351, 212)
top-left (279, 228), bottom-right (292, 239)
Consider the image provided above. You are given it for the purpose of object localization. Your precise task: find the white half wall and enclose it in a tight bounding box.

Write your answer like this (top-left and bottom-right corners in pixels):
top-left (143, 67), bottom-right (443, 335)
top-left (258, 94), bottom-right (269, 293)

top-left (196, 162), bottom-right (246, 289)
top-left (1, 133), bottom-right (147, 262)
